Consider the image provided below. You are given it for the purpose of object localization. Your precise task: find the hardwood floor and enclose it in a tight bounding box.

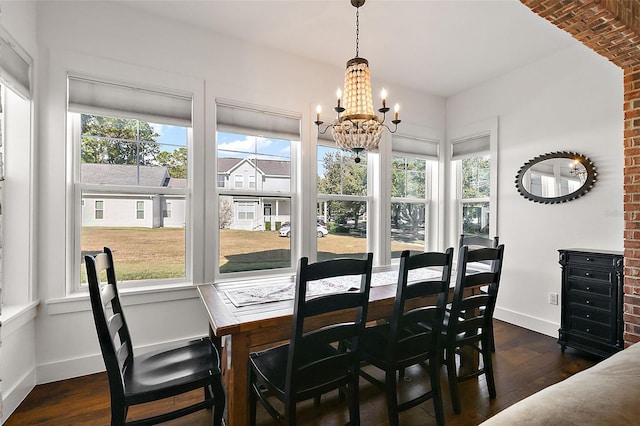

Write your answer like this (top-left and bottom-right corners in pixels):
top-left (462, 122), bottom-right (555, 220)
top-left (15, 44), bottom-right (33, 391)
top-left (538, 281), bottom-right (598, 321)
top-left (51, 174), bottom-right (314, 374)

top-left (5, 320), bottom-right (599, 425)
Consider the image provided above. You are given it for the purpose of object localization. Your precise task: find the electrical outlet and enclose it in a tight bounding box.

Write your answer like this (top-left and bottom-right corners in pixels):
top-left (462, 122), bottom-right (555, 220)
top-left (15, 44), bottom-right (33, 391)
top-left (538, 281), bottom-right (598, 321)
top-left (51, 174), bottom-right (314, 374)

top-left (549, 292), bottom-right (559, 305)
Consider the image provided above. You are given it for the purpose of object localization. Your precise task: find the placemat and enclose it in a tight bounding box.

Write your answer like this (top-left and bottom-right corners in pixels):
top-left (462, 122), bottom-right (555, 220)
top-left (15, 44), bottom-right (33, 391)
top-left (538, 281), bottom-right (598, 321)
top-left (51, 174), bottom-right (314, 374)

top-left (225, 267), bottom-right (442, 307)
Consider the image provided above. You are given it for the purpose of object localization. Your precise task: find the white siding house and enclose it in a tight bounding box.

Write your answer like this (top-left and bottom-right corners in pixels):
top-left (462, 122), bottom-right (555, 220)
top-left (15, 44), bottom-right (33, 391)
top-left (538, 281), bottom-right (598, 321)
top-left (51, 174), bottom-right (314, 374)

top-left (218, 157), bottom-right (291, 230)
top-left (81, 163), bottom-right (186, 228)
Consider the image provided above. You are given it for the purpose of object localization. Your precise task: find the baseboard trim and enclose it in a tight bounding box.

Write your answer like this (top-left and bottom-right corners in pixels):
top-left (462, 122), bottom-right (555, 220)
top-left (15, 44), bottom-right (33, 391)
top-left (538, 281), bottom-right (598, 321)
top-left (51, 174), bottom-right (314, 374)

top-left (494, 307), bottom-right (560, 338)
top-left (35, 335), bottom-right (207, 384)
top-left (1, 367), bottom-right (36, 424)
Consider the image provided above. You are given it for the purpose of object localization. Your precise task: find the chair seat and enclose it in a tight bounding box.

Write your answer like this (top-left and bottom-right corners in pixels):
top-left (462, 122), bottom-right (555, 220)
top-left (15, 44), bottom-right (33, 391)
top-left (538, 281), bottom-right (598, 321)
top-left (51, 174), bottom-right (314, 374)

top-left (250, 343), bottom-right (348, 399)
top-left (125, 337), bottom-right (221, 405)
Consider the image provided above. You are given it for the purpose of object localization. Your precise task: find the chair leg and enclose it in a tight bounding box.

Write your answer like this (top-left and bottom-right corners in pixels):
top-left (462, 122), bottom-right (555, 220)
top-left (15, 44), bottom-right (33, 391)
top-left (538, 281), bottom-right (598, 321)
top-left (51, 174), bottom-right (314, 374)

top-left (385, 369), bottom-right (399, 426)
top-left (212, 378), bottom-right (226, 426)
top-left (348, 370), bottom-right (361, 426)
top-left (111, 402), bottom-right (127, 426)
top-left (489, 320), bottom-right (496, 353)
top-left (446, 347), bottom-right (462, 414)
top-left (429, 357), bottom-right (445, 426)
top-left (482, 336), bottom-right (497, 399)
top-left (249, 371), bottom-right (258, 426)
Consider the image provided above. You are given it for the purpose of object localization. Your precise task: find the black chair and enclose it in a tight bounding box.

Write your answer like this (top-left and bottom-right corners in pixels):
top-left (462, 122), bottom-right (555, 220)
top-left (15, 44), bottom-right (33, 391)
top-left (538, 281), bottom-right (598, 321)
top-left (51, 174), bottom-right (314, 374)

top-left (85, 247), bottom-right (225, 426)
top-left (442, 244), bottom-right (504, 414)
top-left (248, 253), bottom-right (374, 426)
top-left (459, 234), bottom-right (499, 352)
top-left (357, 249), bottom-right (454, 426)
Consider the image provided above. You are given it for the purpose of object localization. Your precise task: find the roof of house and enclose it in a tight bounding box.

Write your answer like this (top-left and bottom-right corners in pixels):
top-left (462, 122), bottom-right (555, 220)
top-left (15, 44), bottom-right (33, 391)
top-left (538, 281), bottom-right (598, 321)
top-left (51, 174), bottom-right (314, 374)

top-left (81, 163), bottom-right (170, 186)
top-left (218, 157), bottom-right (290, 176)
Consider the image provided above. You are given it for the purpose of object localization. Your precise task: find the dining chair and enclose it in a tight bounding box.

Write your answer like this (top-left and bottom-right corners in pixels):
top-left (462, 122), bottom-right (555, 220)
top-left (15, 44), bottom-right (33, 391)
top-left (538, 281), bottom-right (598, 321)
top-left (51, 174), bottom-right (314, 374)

top-left (442, 244), bottom-right (504, 414)
top-left (248, 253), bottom-right (374, 426)
top-left (85, 247), bottom-right (225, 426)
top-left (459, 233), bottom-right (500, 352)
top-left (357, 249), bottom-right (454, 426)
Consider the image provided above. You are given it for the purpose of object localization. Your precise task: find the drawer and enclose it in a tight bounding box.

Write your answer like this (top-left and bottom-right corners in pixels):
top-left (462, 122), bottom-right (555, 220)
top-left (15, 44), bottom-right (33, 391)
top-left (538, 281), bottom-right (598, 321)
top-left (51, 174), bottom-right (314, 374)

top-left (564, 252), bottom-right (618, 268)
top-left (570, 292), bottom-right (612, 310)
top-left (568, 280), bottom-right (612, 297)
top-left (569, 318), bottom-right (612, 341)
top-left (569, 304), bottom-right (611, 325)
top-left (566, 266), bottom-right (613, 282)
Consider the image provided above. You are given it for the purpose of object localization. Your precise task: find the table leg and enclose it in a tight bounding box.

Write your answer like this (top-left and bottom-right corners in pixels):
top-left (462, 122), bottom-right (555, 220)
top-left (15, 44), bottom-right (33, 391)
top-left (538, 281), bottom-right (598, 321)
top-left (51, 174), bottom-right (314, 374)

top-left (222, 332), bottom-right (251, 426)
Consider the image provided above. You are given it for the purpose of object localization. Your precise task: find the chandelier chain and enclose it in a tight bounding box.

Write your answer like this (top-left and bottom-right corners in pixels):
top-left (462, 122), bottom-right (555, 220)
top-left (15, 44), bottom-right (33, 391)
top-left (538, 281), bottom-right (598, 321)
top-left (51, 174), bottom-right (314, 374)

top-left (355, 7), bottom-right (360, 57)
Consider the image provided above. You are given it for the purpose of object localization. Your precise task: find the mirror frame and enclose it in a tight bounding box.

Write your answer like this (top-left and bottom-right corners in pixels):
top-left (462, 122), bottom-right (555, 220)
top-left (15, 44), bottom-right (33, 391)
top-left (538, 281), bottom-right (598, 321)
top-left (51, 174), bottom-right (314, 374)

top-left (515, 151), bottom-right (597, 204)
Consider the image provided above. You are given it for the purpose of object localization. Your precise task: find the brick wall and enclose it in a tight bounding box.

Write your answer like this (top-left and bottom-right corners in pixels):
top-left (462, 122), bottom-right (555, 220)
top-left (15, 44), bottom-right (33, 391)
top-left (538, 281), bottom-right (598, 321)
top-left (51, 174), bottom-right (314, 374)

top-left (521, 0), bottom-right (640, 345)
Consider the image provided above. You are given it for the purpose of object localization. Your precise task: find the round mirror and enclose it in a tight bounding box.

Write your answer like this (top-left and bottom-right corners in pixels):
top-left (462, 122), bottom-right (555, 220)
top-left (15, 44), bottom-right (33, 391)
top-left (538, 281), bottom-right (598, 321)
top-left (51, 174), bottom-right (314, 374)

top-left (515, 151), bottom-right (597, 204)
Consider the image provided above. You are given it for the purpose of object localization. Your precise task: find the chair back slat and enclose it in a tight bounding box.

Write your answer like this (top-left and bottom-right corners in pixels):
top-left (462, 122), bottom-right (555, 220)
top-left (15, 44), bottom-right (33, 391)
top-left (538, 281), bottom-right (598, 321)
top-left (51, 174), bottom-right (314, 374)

top-left (85, 247), bottom-right (134, 400)
top-left (386, 248), bottom-right (454, 361)
top-left (285, 253), bottom-right (373, 400)
top-left (447, 245), bottom-right (504, 344)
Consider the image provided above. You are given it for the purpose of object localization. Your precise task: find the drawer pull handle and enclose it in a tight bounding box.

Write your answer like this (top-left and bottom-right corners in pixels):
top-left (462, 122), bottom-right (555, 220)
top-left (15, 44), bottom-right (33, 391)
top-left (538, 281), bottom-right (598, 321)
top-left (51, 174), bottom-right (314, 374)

top-left (585, 272), bottom-right (591, 277)
top-left (586, 300), bottom-right (591, 304)
top-left (586, 286), bottom-right (591, 291)
top-left (586, 328), bottom-right (591, 333)
top-left (586, 314), bottom-right (590, 318)
top-left (586, 257), bottom-right (592, 261)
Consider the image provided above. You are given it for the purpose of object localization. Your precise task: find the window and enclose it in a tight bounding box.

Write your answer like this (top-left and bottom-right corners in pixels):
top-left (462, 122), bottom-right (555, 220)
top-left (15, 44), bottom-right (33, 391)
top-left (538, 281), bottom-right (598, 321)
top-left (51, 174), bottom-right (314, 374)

top-left (163, 201), bottom-right (172, 218)
top-left (237, 202), bottom-right (255, 220)
top-left (390, 155), bottom-right (430, 257)
top-left (217, 174), bottom-right (225, 188)
top-left (69, 76), bottom-right (192, 288)
top-left (317, 145), bottom-right (369, 261)
top-left (136, 201), bottom-right (145, 219)
top-left (390, 135), bottom-right (439, 258)
top-left (216, 102), bottom-right (298, 276)
top-left (0, 28), bottom-right (35, 308)
top-left (451, 133), bottom-right (494, 239)
top-left (95, 200), bottom-right (104, 219)
top-left (234, 174), bottom-right (244, 189)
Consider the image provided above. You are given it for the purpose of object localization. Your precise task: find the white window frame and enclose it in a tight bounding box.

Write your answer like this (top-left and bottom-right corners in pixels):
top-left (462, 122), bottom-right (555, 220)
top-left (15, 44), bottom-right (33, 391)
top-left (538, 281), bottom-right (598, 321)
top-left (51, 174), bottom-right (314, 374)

top-left (214, 100), bottom-right (299, 282)
top-left (448, 118), bottom-right (498, 247)
top-left (316, 141), bottom-right (372, 259)
top-left (95, 200), bottom-right (104, 220)
top-left (69, 110), bottom-right (192, 291)
top-left (136, 200), bottom-right (145, 220)
top-left (389, 153), bottom-right (434, 258)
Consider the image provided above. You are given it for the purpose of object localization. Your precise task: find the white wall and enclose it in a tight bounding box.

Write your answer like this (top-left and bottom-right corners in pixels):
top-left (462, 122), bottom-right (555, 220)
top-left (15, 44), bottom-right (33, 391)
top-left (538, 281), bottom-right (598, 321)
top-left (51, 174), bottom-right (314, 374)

top-left (447, 44), bottom-right (624, 336)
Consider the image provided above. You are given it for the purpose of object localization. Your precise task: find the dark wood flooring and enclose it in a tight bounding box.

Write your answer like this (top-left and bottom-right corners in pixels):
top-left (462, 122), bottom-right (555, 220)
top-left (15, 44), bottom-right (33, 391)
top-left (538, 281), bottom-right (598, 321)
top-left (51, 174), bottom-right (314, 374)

top-left (5, 320), bottom-right (600, 425)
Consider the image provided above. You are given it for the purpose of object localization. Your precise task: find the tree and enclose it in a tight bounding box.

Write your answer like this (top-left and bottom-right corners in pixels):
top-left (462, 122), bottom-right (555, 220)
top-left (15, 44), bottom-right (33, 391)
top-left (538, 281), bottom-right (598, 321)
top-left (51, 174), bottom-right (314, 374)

top-left (81, 115), bottom-right (160, 165)
top-left (157, 147), bottom-right (187, 178)
top-left (462, 156), bottom-right (490, 198)
top-left (219, 198), bottom-right (233, 229)
top-left (391, 157), bottom-right (426, 236)
top-left (317, 150), bottom-right (367, 229)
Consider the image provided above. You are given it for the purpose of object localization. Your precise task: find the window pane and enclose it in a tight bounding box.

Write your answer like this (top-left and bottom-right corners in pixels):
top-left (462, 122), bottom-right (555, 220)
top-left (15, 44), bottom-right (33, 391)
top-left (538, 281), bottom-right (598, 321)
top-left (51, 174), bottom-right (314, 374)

top-left (317, 200), bottom-right (367, 261)
top-left (392, 156), bottom-right (426, 198)
top-left (217, 132), bottom-right (291, 192)
top-left (391, 202), bottom-right (426, 258)
top-left (462, 201), bottom-right (490, 238)
top-left (317, 146), bottom-right (367, 196)
top-left (462, 155), bottom-right (490, 199)
top-left (80, 192), bottom-right (187, 285)
top-left (80, 115), bottom-right (188, 186)
top-left (219, 195), bottom-right (291, 273)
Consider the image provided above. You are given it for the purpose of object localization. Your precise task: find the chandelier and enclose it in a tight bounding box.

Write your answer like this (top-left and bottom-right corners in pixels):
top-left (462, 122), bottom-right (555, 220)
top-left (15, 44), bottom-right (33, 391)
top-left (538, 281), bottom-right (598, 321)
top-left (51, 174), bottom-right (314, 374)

top-left (315, 0), bottom-right (401, 163)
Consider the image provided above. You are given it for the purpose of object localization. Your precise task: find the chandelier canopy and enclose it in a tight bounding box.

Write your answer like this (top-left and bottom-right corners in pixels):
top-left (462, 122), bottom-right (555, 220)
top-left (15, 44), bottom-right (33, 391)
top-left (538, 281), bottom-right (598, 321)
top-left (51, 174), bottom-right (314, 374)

top-left (315, 0), bottom-right (401, 163)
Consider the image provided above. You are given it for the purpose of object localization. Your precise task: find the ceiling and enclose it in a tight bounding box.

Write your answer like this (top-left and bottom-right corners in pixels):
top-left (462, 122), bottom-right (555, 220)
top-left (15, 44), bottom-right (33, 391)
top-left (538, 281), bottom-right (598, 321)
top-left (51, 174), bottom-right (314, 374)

top-left (115, 0), bottom-right (578, 98)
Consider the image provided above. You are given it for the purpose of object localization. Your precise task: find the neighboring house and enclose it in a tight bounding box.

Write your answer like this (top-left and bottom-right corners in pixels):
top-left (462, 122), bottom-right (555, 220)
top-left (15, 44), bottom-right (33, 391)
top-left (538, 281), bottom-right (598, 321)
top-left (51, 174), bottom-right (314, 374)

top-left (81, 163), bottom-right (186, 228)
top-left (217, 157), bottom-right (291, 231)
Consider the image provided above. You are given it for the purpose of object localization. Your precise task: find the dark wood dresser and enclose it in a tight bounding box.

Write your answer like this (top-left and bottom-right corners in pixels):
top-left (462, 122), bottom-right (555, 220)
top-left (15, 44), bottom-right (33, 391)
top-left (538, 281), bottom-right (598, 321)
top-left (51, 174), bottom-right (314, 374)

top-left (558, 248), bottom-right (624, 358)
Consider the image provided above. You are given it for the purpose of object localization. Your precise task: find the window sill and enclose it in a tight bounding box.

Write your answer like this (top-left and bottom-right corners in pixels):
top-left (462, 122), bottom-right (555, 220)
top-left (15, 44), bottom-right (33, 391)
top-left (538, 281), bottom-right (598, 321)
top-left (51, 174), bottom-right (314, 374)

top-left (0, 301), bottom-right (40, 338)
top-left (45, 282), bottom-right (200, 316)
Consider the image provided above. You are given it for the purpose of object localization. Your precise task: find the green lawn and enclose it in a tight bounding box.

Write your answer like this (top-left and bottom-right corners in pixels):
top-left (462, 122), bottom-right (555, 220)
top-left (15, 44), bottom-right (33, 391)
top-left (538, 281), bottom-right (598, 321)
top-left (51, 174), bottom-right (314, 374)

top-left (82, 227), bottom-right (424, 280)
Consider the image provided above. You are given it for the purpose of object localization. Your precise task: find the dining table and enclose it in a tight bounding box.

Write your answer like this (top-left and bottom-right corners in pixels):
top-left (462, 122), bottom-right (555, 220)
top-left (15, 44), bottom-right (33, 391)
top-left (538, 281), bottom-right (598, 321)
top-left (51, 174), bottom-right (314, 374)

top-left (197, 269), bottom-right (477, 426)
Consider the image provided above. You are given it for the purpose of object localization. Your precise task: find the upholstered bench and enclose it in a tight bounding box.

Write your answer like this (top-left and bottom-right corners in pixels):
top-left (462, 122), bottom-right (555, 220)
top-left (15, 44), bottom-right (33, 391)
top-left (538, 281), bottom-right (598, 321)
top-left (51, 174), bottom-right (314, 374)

top-left (481, 342), bottom-right (640, 425)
